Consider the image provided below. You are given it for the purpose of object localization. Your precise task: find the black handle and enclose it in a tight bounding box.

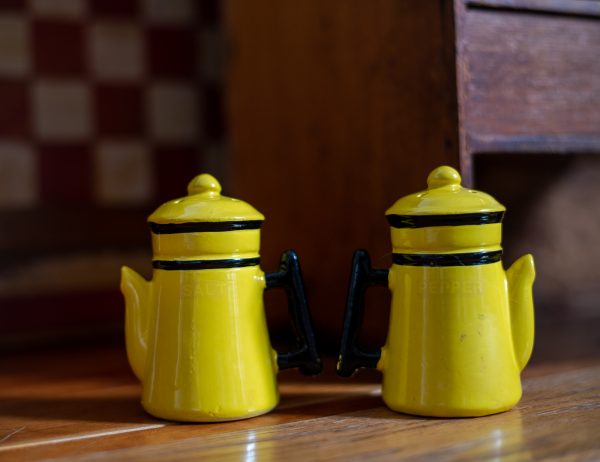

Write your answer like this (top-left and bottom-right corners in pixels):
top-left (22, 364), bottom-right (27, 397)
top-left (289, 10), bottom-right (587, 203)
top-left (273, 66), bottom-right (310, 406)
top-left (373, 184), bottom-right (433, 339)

top-left (337, 249), bottom-right (389, 377)
top-left (266, 250), bottom-right (322, 376)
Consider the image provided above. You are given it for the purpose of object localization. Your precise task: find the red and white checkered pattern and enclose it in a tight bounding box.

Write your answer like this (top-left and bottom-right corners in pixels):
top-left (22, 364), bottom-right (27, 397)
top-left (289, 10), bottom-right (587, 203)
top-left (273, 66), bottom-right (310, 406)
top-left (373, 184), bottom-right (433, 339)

top-left (0, 0), bottom-right (223, 209)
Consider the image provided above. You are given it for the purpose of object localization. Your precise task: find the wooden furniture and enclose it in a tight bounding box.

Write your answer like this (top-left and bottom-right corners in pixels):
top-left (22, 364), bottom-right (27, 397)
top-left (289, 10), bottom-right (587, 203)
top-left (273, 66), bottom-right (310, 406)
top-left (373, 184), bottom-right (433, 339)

top-left (455, 0), bottom-right (600, 327)
top-left (225, 0), bottom-right (600, 349)
top-left (455, 0), bottom-right (600, 184)
top-left (0, 347), bottom-right (598, 461)
top-left (225, 0), bottom-right (459, 348)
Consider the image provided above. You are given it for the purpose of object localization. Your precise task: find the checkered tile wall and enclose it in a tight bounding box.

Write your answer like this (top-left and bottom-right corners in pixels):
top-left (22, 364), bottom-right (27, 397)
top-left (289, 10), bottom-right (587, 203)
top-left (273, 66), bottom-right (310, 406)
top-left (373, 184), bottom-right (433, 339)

top-left (0, 0), bottom-right (225, 209)
top-left (0, 0), bottom-right (226, 342)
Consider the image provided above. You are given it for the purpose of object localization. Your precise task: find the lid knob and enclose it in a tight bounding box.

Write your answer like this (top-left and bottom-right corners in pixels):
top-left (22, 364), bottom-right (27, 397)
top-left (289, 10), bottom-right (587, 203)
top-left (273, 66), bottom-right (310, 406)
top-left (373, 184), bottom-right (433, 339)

top-left (427, 166), bottom-right (461, 190)
top-left (187, 173), bottom-right (222, 196)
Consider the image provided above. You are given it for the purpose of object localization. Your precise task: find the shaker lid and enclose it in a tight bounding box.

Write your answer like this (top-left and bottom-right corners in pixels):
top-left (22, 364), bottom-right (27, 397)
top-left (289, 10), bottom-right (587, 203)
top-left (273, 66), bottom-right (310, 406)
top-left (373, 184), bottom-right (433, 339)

top-left (148, 173), bottom-right (265, 225)
top-left (385, 166), bottom-right (505, 220)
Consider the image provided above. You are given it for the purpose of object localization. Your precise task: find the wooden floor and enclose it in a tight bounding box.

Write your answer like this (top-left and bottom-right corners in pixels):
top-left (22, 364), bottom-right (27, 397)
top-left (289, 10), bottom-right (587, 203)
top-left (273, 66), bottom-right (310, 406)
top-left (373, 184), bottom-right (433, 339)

top-left (0, 347), bottom-right (598, 461)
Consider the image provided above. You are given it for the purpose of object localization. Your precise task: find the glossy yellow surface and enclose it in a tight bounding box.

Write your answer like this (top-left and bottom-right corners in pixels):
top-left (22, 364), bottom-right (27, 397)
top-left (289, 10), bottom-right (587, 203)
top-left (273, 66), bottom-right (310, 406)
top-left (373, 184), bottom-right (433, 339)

top-left (148, 173), bottom-right (265, 224)
top-left (121, 174), bottom-right (279, 422)
top-left (378, 256), bottom-right (535, 417)
top-left (122, 266), bottom-right (278, 422)
top-left (386, 165), bottom-right (505, 216)
top-left (390, 224), bottom-right (502, 254)
top-left (152, 229), bottom-right (260, 261)
top-left (378, 166), bottom-right (535, 417)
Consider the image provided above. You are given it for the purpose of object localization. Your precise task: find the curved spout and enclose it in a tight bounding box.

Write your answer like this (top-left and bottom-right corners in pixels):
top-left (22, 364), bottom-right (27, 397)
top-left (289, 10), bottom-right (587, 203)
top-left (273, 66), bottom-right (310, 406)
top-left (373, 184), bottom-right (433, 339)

top-left (506, 254), bottom-right (536, 371)
top-left (121, 266), bottom-right (152, 381)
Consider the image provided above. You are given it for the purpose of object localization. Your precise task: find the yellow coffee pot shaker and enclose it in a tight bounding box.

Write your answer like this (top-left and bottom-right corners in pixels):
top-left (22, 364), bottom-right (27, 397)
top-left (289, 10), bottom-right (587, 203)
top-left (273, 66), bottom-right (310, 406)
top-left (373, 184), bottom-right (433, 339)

top-left (338, 166), bottom-right (535, 417)
top-left (121, 174), bottom-right (321, 422)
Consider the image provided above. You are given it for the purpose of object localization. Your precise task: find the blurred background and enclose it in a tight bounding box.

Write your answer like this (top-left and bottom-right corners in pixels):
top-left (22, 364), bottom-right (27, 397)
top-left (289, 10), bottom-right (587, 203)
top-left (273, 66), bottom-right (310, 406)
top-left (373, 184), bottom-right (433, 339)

top-left (0, 0), bottom-right (598, 362)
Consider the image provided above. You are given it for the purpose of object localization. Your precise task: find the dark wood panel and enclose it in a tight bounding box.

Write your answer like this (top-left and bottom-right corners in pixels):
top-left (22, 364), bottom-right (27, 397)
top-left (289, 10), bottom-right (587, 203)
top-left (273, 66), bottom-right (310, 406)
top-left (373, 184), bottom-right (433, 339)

top-left (468, 133), bottom-right (600, 154)
top-left (455, 4), bottom-right (600, 182)
top-left (467, 0), bottom-right (600, 18)
top-left (225, 0), bottom-right (459, 349)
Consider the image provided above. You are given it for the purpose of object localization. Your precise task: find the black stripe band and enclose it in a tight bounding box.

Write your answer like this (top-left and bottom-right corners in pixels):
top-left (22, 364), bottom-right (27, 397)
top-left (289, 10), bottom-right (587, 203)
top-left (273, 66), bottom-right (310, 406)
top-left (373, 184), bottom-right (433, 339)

top-left (150, 220), bottom-right (263, 234)
top-left (153, 257), bottom-right (261, 270)
top-left (386, 212), bottom-right (504, 229)
top-left (392, 250), bottom-right (502, 267)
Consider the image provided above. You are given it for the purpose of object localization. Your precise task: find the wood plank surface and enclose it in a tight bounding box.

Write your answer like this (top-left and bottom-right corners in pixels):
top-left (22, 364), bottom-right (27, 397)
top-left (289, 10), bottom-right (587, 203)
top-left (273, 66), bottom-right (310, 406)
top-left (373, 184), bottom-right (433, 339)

top-left (0, 347), bottom-right (598, 461)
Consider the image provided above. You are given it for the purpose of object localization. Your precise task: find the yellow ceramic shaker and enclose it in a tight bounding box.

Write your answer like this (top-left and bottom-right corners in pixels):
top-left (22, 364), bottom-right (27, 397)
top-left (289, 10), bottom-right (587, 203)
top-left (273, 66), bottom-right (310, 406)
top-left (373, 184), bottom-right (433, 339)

top-left (337, 166), bottom-right (535, 417)
top-left (121, 174), bottom-right (321, 422)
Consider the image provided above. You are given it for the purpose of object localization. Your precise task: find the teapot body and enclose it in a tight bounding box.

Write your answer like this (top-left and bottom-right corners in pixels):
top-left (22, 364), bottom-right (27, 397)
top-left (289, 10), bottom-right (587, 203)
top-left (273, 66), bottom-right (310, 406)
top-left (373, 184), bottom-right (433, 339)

top-left (381, 261), bottom-right (521, 417)
top-left (121, 174), bottom-right (321, 422)
top-left (140, 265), bottom-right (278, 422)
top-left (337, 166), bottom-right (535, 417)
